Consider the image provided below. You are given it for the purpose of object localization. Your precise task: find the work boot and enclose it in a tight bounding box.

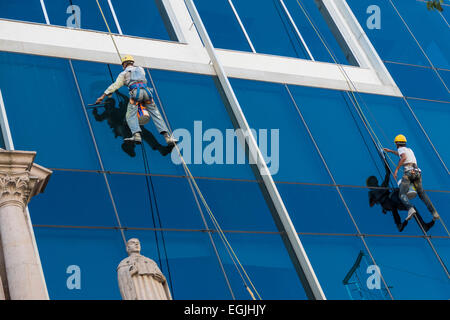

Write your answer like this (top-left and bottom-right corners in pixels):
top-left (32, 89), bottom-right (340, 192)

top-left (163, 133), bottom-right (178, 146)
top-left (432, 211), bottom-right (440, 221)
top-left (124, 132), bottom-right (142, 144)
top-left (406, 207), bottom-right (416, 221)
top-left (423, 220), bottom-right (435, 233)
top-left (397, 221), bottom-right (407, 232)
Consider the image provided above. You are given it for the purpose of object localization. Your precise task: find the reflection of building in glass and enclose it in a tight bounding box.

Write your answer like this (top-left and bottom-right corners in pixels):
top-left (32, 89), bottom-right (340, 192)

top-left (343, 251), bottom-right (391, 300)
top-left (0, 0), bottom-right (448, 300)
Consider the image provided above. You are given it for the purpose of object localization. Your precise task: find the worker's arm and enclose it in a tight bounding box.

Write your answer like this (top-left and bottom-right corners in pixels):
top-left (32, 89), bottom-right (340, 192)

top-left (383, 148), bottom-right (399, 156)
top-left (394, 153), bottom-right (407, 180)
top-left (95, 73), bottom-right (125, 104)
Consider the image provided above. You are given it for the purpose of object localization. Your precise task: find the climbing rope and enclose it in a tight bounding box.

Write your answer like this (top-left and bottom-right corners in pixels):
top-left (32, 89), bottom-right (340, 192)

top-left (94, 0), bottom-right (261, 300)
top-left (141, 143), bottom-right (175, 295)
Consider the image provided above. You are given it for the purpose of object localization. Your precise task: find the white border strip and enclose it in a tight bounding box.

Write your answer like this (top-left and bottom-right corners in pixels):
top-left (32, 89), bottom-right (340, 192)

top-left (227, 0), bottom-right (256, 53)
top-left (279, 0), bottom-right (315, 61)
top-left (107, 0), bottom-right (123, 35)
top-left (39, 0), bottom-right (50, 25)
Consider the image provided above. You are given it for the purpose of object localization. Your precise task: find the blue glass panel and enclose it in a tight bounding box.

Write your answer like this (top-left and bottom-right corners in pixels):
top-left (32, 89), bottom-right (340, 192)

top-left (194, 0), bottom-right (252, 51)
top-left (44, 0), bottom-right (118, 33)
top-left (391, 0), bottom-right (450, 69)
top-left (35, 227), bottom-right (125, 300)
top-left (365, 236), bottom-right (450, 299)
top-left (386, 63), bottom-right (450, 102)
top-left (107, 174), bottom-right (206, 230)
top-left (231, 78), bottom-right (331, 183)
top-left (406, 98), bottom-right (450, 171)
top-left (149, 69), bottom-right (254, 180)
top-left (433, 238), bottom-right (450, 276)
top-left (276, 183), bottom-right (358, 234)
top-left (71, 60), bottom-right (255, 180)
top-left (212, 232), bottom-right (308, 299)
top-left (0, 52), bottom-right (100, 170)
top-left (283, 0), bottom-right (350, 64)
top-left (231, 0), bottom-right (309, 58)
top-left (287, 84), bottom-right (383, 186)
top-left (301, 235), bottom-right (377, 299)
top-left (108, 173), bottom-right (277, 232)
top-left (0, 0), bottom-right (46, 23)
top-left (110, 0), bottom-right (171, 40)
top-left (123, 229), bottom-right (237, 299)
top-left (356, 92), bottom-right (450, 191)
top-left (347, 0), bottom-right (429, 66)
top-left (339, 186), bottom-right (448, 237)
top-left (30, 171), bottom-right (119, 227)
top-left (195, 178), bottom-right (278, 232)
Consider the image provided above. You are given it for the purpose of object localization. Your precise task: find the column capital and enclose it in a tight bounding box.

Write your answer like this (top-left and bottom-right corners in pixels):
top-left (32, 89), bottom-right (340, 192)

top-left (0, 150), bottom-right (52, 209)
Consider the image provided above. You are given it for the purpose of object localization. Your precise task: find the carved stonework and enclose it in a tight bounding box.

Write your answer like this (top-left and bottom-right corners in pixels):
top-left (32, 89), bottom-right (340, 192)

top-left (0, 150), bottom-right (52, 300)
top-left (0, 172), bottom-right (33, 210)
top-left (117, 238), bottom-right (172, 300)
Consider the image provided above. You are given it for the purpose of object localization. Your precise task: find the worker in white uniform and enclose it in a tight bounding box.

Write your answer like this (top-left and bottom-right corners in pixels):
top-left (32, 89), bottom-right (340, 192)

top-left (384, 134), bottom-right (440, 223)
top-left (95, 55), bottom-right (177, 146)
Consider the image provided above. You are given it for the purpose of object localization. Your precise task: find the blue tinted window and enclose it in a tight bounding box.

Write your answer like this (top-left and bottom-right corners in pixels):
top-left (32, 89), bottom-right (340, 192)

top-left (287, 84), bottom-right (384, 186)
top-left (231, 0), bottom-right (309, 58)
top-left (276, 183), bottom-right (358, 234)
top-left (347, 0), bottom-right (429, 66)
top-left (231, 78), bottom-right (331, 183)
top-left (44, 0), bottom-right (118, 33)
top-left (387, 63), bottom-right (450, 102)
top-left (35, 227), bottom-right (125, 300)
top-left (283, 0), bottom-right (350, 64)
top-left (195, 178), bottom-right (279, 232)
top-left (0, 52), bottom-right (100, 170)
top-left (301, 235), bottom-right (379, 299)
top-left (108, 173), bottom-right (278, 232)
top-left (0, 0), bottom-right (46, 23)
top-left (364, 236), bottom-right (450, 299)
top-left (391, 0), bottom-right (450, 69)
top-left (110, 0), bottom-right (171, 40)
top-left (194, 0), bottom-right (253, 51)
top-left (407, 98), bottom-right (450, 168)
top-left (30, 171), bottom-right (119, 227)
top-left (213, 232), bottom-right (308, 299)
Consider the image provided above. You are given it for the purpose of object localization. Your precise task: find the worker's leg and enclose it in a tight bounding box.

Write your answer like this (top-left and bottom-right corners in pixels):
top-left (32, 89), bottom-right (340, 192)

top-left (399, 174), bottom-right (414, 211)
top-left (412, 174), bottom-right (439, 220)
top-left (125, 101), bottom-right (141, 135)
top-left (144, 100), bottom-right (169, 134)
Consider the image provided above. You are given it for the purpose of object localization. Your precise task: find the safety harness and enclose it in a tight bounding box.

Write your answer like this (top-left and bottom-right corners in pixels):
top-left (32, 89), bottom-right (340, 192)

top-left (128, 81), bottom-right (153, 106)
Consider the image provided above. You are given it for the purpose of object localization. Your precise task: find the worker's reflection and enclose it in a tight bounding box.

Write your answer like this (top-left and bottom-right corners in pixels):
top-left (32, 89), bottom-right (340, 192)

top-left (92, 91), bottom-right (173, 157)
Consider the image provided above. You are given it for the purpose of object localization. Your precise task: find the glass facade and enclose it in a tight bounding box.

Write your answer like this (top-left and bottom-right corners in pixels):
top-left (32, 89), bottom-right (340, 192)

top-left (0, 0), bottom-right (448, 300)
top-left (0, 0), bottom-right (173, 40)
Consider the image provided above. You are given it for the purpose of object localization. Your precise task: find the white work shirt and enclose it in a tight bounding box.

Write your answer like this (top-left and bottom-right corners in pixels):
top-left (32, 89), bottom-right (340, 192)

top-left (104, 66), bottom-right (147, 96)
top-left (398, 147), bottom-right (418, 171)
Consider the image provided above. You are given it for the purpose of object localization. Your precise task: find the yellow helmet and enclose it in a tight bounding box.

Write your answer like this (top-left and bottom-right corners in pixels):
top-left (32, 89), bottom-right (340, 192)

top-left (121, 55), bottom-right (134, 64)
top-left (394, 134), bottom-right (407, 144)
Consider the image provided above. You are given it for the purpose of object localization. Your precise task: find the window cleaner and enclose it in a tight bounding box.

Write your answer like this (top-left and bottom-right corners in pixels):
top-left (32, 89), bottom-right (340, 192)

top-left (95, 55), bottom-right (177, 146)
top-left (383, 134), bottom-right (440, 222)
top-left (366, 161), bottom-right (435, 232)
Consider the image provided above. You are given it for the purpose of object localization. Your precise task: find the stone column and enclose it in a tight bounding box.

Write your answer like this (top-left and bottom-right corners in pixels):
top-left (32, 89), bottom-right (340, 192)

top-left (0, 150), bottom-right (52, 300)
